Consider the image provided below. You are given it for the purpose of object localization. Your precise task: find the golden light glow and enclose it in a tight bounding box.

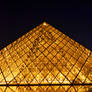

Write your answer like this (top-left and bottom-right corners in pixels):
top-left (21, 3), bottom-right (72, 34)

top-left (0, 22), bottom-right (92, 91)
top-left (43, 22), bottom-right (47, 26)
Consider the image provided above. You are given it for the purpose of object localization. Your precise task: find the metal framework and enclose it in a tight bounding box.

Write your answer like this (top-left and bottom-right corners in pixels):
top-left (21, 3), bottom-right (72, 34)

top-left (0, 22), bottom-right (92, 92)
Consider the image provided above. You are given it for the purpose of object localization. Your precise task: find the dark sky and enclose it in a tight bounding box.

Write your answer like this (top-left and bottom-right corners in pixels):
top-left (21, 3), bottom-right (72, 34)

top-left (0, 1), bottom-right (92, 51)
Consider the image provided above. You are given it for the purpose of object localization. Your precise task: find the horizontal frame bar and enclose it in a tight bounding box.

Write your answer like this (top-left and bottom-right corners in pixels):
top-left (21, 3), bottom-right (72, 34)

top-left (0, 83), bottom-right (92, 86)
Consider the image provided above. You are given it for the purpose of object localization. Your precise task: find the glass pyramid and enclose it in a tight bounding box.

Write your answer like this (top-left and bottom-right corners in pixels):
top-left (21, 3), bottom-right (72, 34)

top-left (0, 22), bottom-right (92, 92)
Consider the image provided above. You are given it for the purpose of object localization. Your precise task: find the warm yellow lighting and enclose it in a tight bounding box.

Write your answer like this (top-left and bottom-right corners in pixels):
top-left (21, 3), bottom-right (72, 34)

top-left (43, 22), bottom-right (47, 26)
top-left (0, 22), bottom-right (92, 92)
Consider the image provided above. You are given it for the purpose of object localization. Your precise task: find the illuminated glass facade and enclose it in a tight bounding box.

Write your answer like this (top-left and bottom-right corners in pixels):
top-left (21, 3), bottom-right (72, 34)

top-left (0, 22), bottom-right (92, 92)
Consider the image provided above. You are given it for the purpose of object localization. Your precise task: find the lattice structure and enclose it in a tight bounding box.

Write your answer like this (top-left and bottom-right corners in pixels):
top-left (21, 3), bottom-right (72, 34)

top-left (0, 22), bottom-right (92, 92)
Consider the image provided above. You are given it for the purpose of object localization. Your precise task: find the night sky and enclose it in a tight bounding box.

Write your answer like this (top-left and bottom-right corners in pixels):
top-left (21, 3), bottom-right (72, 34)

top-left (0, 1), bottom-right (92, 51)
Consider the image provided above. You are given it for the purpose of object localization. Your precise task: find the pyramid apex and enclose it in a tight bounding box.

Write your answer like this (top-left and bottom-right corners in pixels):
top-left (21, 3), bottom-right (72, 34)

top-left (42, 22), bottom-right (48, 26)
